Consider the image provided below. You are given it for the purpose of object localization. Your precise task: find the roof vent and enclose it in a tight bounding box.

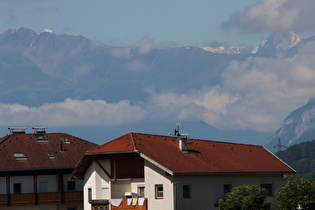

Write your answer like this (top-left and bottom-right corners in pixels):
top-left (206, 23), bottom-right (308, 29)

top-left (32, 127), bottom-right (47, 133)
top-left (8, 127), bottom-right (27, 134)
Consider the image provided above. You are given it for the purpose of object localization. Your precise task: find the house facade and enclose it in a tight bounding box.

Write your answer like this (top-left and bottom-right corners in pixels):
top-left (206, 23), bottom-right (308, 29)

top-left (0, 128), bottom-right (97, 210)
top-left (71, 132), bottom-right (295, 210)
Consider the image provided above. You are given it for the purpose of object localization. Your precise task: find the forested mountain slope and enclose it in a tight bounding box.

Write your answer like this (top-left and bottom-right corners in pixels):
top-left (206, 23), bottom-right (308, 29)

top-left (276, 140), bottom-right (315, 180)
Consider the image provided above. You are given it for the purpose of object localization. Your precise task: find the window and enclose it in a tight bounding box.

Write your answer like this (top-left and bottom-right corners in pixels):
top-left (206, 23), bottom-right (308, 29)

top-left (35, 134), bottom-right (48, 141)
top-left (47, 153), bottom-right (55, 159)
top-left (67, 181), bottom-right (76, 191)
top-left (260, 183), bottom-right (273, 196)
top-left (155, 184), bottom-right (163, 199)
top-left (183, 184), bottom-right (191, 198)
top-left (61, 136), bottom-right (70, 143)
top-left (223, 183), bottom-right (232, 194)
top-left (13, 183), bottom-right (22, 194)
top-left (39, 181), bottom-right (48, 192)
top-left (138, 186), bottom-right (145, 197)
top-left (88, 188), bottom-right (92, 201)
top-left (13, 152), bottom-right (26, 159)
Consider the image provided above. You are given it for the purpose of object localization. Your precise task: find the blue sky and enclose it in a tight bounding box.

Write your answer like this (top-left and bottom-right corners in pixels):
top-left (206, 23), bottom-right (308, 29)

top-left (1, 0), bottom-right (269, 47)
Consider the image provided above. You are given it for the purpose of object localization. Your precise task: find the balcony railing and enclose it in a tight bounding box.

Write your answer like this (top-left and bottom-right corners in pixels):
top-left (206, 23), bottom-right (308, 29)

top-left (110, 198), bottom-right (147, 210)
top-left (0, 191), bottom-right (83, 206)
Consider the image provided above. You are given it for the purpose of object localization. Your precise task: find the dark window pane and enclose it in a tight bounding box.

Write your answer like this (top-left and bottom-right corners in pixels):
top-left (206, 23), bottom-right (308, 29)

top-left (183, 184), bottom-right (191, 198)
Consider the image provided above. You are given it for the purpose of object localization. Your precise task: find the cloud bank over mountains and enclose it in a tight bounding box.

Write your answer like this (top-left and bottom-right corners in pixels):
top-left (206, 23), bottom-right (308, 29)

top-left (1, 38), bottom-right (315, 135)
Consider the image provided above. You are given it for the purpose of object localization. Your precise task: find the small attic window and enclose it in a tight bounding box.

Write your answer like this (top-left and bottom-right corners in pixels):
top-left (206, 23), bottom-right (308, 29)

top-left (35, 135), bottom-right (48, 141)
top-left (13, 152), bottom-right (26, 159)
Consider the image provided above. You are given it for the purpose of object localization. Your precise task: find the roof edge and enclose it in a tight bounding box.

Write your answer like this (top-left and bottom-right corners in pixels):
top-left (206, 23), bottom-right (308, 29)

top-left (263, 147), bottom-right (296, 173)
top-left (172, 171), bottom-right (296, 176)
top-left (86, 151), bottom-right (137, 156)
top-left (139, 152), bottom-right (174, 176)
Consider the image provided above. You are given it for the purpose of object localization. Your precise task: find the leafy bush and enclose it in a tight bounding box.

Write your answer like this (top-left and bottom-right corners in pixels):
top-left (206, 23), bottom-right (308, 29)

top-left (277, 176), bottom-right (315, 210)
top-left (218, 185), bottom-right (270, 210)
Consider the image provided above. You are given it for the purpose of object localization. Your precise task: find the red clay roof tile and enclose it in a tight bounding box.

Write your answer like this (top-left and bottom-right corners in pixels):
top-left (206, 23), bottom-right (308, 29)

top-left (87, 132), bottom-right (294, 174)
top-left (0, 133), bottom-right (97, 171)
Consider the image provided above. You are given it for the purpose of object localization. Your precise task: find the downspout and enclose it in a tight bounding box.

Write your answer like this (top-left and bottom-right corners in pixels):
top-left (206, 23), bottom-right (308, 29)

top-left (173, 179), bottom-right (177, 210)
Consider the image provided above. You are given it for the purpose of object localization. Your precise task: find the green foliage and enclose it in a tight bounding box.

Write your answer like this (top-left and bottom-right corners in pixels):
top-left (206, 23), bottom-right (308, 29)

top-left (276, 140), bottom-right (315, 179)
top-left (218, 185), bottom-right (270, 210)
top-left (277, 176), bottom-right (315, 210)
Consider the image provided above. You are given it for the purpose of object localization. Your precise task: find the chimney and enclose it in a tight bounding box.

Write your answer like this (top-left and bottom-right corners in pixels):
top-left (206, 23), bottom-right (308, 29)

top-left (32, 127), bottom-right (47, 134)
top-left (8, 127), bottom-right (27, 134)
top-left (179, 134), bottom-right (189, 153)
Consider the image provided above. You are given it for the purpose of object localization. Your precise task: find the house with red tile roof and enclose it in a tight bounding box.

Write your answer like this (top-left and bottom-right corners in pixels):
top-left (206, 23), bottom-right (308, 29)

top-left (71, 132), bottom-right (295, 210)
top-left (0, 127), bottom-right (97, 210)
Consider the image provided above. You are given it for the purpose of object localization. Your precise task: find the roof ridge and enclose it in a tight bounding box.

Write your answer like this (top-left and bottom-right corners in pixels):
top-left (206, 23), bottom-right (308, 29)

top-left (0, 135), bottom-right (11, 144)
top-left (129, 132), bottom-right (262, 147)
top-left (190, 138), bottom-right (262, 147)
top-left (129, 132), bottom-right (137, 151)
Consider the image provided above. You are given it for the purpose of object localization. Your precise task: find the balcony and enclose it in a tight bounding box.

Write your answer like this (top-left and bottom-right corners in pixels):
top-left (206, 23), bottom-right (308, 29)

top-left (89, 198), bottom-right (147, 210)
top-left (0, 191), bottom-right (83, 206)
top-left (111, 198), bottom-right (147, 210)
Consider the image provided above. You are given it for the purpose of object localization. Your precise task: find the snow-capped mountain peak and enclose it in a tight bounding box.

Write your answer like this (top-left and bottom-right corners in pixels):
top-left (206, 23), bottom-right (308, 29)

top-left (254, 31), bottom-right (301, 56)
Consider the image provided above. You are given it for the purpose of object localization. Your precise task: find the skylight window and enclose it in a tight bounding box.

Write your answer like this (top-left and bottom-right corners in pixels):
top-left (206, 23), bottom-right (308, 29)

top-left (61, 136), bottom-right (70, 143)
top-left (13, 152), bottom-right (26, 159)
top-left (35, 134), bottom-right (48, 141)
top-left (47, 154), bottom-right (55, 159)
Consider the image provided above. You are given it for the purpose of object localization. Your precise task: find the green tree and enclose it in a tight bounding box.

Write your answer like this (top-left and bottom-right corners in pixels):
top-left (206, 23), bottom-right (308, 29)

top-left (277, 176), bottom-right (315, 210)
top-left (218, 185), bottom-right (270, 210)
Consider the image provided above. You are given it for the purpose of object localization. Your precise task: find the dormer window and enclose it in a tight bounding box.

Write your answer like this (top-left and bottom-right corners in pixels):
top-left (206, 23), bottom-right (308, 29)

top-left (13, 152), bottom-right (26, 160)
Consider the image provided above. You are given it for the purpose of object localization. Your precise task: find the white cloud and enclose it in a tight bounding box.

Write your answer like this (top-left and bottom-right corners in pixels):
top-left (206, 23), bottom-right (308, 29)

top-left (0, 98), bottom-right (146, 126)
top-left (110, 37), bottom-right (175, 58)
top-left (145, 42), bottom-right (315, 132)
top-left (222, 0), bottom-right (315, 33)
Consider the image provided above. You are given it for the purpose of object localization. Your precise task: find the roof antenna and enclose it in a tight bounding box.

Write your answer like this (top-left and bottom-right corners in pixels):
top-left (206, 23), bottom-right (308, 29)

top-left (273, 138), bottom-right (286, 152)
top-left (170, 123), bottom-right (181, 137)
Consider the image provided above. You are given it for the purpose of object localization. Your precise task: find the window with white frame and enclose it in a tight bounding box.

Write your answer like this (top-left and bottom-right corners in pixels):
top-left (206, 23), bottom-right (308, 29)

top-left (155, 184), bottom-right (163, 199)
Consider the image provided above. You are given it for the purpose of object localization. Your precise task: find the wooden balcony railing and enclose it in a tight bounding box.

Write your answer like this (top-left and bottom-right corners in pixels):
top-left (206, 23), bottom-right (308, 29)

top-left (110, 198), bottom-right (147, 210)
top-left (0, 191), bottom-right (83, 206)
top-left (0, 194), bottom-right (7, 206)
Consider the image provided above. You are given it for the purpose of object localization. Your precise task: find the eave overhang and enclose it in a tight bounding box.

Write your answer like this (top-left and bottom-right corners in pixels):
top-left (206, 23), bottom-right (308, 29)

top-left (70, 151), bottom-right (138, 180)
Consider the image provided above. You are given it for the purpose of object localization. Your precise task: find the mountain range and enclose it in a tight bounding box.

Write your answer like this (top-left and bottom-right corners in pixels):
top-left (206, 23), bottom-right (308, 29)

top-left (1, 27), bottom-right (315, 151)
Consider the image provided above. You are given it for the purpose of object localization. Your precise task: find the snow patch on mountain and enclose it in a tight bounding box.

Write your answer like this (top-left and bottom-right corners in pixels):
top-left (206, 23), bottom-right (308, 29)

top-left (201, 46), bottom-right (251, 54)
top-left (41, 28), bottom-right (54, 34)
top-left (254, 32), bottom-right (301, 56)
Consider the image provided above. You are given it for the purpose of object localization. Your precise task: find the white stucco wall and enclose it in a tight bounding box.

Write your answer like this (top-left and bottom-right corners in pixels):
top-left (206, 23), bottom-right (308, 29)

top-left (10, 176), bottom-right (33, 193)
top-left (144, 160), bottom-right (174, 210)
top-left (37, 175), bottom-right (58, 192)
top-left (173, 174), bottom-right (284, 210)
top-left (83, 160), bottom-right (111, 210)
